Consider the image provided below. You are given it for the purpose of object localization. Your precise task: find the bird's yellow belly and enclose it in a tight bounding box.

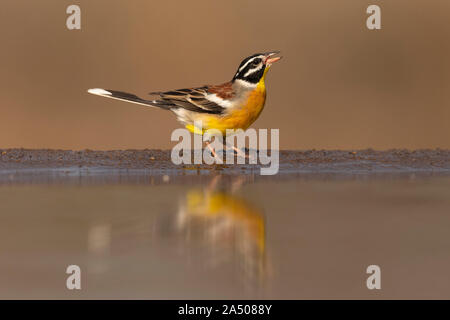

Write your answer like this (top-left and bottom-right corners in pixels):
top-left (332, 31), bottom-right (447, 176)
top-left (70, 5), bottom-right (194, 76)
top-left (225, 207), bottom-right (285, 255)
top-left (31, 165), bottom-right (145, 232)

top-left (187, 86), bottom-right (267, 135)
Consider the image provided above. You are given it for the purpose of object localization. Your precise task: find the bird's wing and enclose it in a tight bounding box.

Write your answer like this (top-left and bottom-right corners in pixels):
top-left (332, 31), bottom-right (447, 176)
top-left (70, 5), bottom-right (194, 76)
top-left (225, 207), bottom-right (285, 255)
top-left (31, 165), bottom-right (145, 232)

top-left (150, 82), bottom-right (235, 115)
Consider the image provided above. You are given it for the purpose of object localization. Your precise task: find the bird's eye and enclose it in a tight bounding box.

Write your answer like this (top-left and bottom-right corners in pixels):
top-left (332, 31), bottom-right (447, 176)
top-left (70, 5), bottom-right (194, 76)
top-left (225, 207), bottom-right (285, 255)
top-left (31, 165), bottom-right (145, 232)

top-left (252, 59), bottom-right (261, 65)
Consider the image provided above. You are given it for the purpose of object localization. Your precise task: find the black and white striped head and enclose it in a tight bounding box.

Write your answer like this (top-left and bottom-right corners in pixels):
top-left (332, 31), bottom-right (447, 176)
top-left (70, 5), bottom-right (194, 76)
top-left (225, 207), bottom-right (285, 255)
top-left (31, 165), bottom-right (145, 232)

top-left (232, 51), bottom-right (281, 85)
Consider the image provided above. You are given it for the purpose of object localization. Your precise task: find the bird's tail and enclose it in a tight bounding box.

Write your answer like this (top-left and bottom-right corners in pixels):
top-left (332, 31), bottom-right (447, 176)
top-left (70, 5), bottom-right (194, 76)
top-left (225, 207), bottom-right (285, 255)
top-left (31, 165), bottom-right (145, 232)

top-left (87, 88), bottom-right (171, 109)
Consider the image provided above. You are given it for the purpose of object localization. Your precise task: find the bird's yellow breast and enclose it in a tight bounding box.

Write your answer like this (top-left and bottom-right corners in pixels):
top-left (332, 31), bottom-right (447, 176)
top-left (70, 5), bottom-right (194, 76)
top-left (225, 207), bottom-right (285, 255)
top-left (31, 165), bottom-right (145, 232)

top-left (186, 70), bottom-right (268, 135)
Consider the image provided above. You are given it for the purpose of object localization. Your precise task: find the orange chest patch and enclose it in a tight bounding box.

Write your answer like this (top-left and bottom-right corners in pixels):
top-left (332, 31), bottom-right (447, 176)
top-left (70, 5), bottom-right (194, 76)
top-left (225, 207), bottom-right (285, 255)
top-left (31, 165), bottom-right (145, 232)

top-left (227, 88), bottom-right (267, 130)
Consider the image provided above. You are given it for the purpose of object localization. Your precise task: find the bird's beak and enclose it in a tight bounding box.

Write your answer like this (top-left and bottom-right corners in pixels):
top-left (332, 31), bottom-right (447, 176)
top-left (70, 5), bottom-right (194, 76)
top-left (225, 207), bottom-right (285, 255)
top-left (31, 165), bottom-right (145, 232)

top-left (264, 51), bottom-right (282, 66)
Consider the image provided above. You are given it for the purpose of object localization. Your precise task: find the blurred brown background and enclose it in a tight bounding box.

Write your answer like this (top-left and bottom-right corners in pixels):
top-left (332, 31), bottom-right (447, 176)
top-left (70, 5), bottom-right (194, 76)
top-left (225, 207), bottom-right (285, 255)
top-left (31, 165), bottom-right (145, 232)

top-left (0, 0), bottom-right (449, 150)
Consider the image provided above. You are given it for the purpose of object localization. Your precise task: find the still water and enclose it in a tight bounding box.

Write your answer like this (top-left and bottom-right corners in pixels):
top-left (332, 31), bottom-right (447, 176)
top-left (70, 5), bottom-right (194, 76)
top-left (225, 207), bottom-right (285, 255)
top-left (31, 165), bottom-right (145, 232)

top-left (0, 172), bottom-right (449, 299)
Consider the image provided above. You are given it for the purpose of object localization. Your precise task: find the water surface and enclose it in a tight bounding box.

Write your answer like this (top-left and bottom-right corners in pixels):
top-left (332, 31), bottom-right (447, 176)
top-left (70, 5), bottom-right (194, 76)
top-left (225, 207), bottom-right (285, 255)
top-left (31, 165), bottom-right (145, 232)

top-left (1, 172), bottom-right (449, 299)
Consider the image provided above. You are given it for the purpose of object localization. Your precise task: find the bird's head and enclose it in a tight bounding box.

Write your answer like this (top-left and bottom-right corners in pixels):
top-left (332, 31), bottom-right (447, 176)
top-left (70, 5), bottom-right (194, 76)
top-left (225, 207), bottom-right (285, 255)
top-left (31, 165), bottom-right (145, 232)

top-left (232, 51), bottom-right (282, 85)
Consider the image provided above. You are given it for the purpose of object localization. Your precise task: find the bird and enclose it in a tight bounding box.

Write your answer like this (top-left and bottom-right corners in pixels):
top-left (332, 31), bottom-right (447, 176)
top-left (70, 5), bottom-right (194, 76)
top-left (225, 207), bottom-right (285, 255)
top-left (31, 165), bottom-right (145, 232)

top-left (88, 51), bottom-right (282, 157)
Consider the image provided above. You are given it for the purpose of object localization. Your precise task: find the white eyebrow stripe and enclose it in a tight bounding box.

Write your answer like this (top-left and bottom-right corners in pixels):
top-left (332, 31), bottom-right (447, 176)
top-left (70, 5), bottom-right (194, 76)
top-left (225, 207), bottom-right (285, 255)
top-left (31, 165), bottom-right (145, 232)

top-left (238, 55), bottom-right (264, 72)
top-left (239, 59), bottom-right (254, 72)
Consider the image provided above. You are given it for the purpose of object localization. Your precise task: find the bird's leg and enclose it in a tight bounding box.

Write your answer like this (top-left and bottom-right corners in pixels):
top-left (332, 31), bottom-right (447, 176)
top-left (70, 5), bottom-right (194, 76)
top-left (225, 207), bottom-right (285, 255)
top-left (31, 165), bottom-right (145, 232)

top-left (230, 145), bottom-right (249, 158)
top-left (224, 140), bottom-right (254, 160)
top-left (223, 139), bottom-right (245, 158)
top-left (205, 141), bottom-right (222, 162)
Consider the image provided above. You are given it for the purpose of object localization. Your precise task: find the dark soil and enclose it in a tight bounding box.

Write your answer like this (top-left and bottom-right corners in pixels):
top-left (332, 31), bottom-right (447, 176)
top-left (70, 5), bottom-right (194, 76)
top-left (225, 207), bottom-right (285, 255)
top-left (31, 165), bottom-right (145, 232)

top-left (0, 148), bottom-right (448, 173)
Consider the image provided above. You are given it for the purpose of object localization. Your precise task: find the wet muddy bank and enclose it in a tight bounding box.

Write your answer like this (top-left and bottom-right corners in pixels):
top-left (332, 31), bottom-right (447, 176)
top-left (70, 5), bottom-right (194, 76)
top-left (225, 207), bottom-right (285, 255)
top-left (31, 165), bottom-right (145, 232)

top-left (0, 149), bottom-right (448, 183)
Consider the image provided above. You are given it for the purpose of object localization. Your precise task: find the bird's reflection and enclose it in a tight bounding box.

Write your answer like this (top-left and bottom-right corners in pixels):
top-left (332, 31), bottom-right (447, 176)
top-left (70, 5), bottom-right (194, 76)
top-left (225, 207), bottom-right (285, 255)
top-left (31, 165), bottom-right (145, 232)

top-left (172, 175), bottom-right (267, 286)
top-left (86, 175), bottom-right (268, 288)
